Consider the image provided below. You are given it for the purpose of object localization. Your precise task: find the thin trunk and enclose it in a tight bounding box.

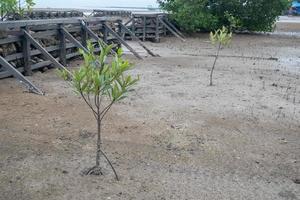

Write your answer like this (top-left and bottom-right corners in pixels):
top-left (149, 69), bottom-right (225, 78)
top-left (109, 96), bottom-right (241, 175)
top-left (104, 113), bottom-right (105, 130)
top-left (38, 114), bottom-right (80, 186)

top-left (96, 117), bottom-right (101, 167)
top-left (95, 95), bottom-right (101, 167)
top-left (99, 149), bottom-right (119, 181)
top-left (210, 43), bottom-right (221, 86)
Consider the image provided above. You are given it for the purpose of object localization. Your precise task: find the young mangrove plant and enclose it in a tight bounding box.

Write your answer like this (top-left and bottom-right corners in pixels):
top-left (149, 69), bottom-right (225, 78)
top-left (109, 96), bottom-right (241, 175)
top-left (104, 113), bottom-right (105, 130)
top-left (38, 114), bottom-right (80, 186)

top-left (209, 26), bottom-right (232, 86)
top-left (58, 41), bottom-right (139, 180)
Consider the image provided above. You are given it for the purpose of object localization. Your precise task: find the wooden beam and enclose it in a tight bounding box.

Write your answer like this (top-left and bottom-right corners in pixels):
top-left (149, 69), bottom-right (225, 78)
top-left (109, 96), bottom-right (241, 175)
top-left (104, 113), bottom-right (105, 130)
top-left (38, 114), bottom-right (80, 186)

top-left (60, 26), bottom-right (88, 53)
top-left (104, 23), bottom-right (143, 60)
top-left (155, 16), bottom-right (160, 43)
top-left (158, 18), bottom-right (186, 42)
top-left (22, 26), bottom-right (32, 76)
top-left (0, 17), bottom-right (112, 29)
top-left (58, 24), bottom-right (67, 66)
top-left (118, 22), bottom-right (159, 57)
top-left (0, 56), bottom-right (44, 95)
top-left (143, 16), bottom-right (146, 41)
top-left (124, 17), bottom-right (133, 26)
top-left (81, 23), bottom-right (88, 47)
top-left (163, 18), bottom-right (185, 38)
top-left (81, 22), bottom-right (116, 55)
top-left (23, 30), bottom-right (70, 74)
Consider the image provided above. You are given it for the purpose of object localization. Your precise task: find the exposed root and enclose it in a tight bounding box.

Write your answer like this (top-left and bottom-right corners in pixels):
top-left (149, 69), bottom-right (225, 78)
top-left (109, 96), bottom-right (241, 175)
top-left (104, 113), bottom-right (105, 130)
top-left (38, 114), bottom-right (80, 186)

top-left (82, 166), bottom-right (103, 176)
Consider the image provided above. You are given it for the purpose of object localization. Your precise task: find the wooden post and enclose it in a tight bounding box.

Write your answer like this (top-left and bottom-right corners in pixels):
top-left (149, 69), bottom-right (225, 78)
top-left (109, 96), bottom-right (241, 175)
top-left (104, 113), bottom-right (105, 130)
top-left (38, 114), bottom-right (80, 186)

top-left (22, 26), bottom-right (32, 76)
top-left (101, 21), bottom-right (108, 43)
top-left (132, 16), bottom-right (135, 39)
top-left (143, 16), bottom-right (146, 41)
top-left (81, 22), bottom-right (88, 47)
top-left (23, 30), bottom-right (71, 74)
top-left (155, 16), bottom-right (160, 43)
top-left (58, 24), bottom-right (67, 66)
top-left (117, 19), bottom-right (122, 49)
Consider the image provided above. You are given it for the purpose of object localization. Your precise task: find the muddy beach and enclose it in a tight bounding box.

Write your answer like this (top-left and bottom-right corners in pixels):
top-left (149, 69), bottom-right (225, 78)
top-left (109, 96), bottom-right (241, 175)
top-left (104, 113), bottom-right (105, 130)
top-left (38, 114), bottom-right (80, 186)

top-left (0, 24), bottom-right (300, 199)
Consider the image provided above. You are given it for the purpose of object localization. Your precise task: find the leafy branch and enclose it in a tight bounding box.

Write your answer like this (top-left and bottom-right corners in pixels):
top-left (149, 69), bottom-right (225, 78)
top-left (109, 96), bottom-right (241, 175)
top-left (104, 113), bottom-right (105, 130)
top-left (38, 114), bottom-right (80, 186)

top-left (209, 26), bottom-right (232, 86)
top-left (58, 41), bottom-right (139, 180)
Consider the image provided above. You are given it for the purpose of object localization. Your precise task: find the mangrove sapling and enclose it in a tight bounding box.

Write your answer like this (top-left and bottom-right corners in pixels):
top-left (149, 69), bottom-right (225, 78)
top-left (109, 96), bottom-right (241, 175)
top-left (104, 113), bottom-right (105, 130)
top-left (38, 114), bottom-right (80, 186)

top-left (58, 41), bottom-right (139, 180)
top-left (209, 26), bottom-right (232, 86)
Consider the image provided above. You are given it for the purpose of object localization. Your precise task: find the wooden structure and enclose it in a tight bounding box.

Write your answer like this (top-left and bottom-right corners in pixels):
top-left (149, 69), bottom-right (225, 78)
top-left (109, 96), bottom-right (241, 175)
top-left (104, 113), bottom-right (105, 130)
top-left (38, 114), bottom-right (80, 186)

top-left (124, 13), bottom-right (185, 42)
top-left (4, 10), bottom-right (84, 21)
top-left (0, 17), bottom-right (148, 94)
top-left (92, 10), bottom-right (132, 18)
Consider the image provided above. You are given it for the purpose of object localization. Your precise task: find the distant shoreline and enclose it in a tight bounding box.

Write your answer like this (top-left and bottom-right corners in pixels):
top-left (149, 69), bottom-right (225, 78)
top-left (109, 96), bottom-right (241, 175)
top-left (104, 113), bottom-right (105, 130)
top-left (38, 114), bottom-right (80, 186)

top-left (33, 6), bottom-right (161, 12)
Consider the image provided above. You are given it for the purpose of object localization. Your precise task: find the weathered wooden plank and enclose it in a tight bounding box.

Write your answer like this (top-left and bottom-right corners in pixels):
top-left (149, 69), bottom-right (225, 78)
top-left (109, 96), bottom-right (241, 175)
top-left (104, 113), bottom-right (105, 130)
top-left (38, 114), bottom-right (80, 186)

top-left (59, 25), bottom-right (67, 66)
top-left (163, 18), bottom-right (185, 38)
top-left (155, 16), bottom-right (160, 42)
top-left (124, 18), bottom-right (133, 26)
top-left (104, 23), bottom-right (142, 60)
top-left (0, 17), bottom-right (114, 29)
top-left (31, 30), bottom-right (58, 39)
top-left (158, 18), bottom-right (186, 42)
top-left (4, 43), bottom-right (77, 62)
top-left (61, 27), bottom-right (88, 53)
top-left (81, 24), bottom-right (88, 47)
top-left (81, 22), bottom-right (116, 55)
top-left (119, 22), bottom-right (158, 57)
top-left (0, 61), bottom-right (52, 78)
top-left (22, 26), bottom-right (32, 76)
top-left (0, 36), bottom-right (21, 45)
top-left (23, 30), bottom-right (70, 73)
top-left (143, 16), bottom-right (146, 41)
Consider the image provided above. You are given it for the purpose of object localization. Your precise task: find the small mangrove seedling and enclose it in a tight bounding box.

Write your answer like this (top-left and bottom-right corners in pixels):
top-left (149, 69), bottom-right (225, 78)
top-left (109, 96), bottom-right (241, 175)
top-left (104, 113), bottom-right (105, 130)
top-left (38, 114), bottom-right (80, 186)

top-left (58, 41), bottom-right (139, 180)
top-left (209, 26), bottom-right (232, 86)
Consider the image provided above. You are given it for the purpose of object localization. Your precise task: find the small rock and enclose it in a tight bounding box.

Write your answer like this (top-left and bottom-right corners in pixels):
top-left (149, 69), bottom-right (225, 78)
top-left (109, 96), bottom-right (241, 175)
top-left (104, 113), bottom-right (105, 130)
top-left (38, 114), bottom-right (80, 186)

top-left (293, 178), bottom-right (300, 184)
top-left (79, 130), bottom-right (94, 139)
top-left (278, 190), bottom-right (297, 199)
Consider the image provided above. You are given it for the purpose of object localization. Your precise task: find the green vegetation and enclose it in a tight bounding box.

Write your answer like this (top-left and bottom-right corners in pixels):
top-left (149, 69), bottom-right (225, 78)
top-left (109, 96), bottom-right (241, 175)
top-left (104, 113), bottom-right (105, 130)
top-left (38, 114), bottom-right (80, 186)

top-left (0, 0), bottom-right (35, 20)
top-left (58, 42), bottom-right (139, 180)
top-left (209, 26), bottom-right (232, 86)
top-left (158, 0), bottom-right (290, 32)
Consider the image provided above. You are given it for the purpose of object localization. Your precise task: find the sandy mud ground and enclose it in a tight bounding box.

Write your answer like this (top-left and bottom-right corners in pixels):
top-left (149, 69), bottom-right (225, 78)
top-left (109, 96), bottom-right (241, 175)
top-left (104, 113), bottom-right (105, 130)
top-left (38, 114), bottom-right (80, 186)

top-left (0, 28), bottom-right (300, 199)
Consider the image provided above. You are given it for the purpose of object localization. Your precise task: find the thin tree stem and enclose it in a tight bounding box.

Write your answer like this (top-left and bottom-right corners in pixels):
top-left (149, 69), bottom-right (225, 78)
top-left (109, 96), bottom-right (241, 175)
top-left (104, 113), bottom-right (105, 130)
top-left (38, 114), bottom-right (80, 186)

top-left (79, 91), bottom-right (97, 119)
top-left (95, 94), bottom-right (102, 167)
top-left (100, 102), bottom-right (114, 122)
top-left (210, 43), bottom-right (221, 86)
top-left (99, 148), bottom-right (119, 181)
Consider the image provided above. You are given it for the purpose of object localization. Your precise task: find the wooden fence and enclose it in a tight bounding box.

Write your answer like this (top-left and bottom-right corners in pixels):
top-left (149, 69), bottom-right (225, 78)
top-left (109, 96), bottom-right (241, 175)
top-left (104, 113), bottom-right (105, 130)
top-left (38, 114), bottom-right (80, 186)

top-left (0, 17), bottom-right (145, 94)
